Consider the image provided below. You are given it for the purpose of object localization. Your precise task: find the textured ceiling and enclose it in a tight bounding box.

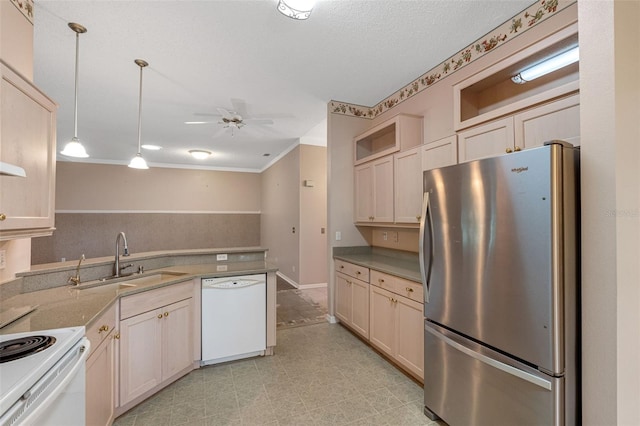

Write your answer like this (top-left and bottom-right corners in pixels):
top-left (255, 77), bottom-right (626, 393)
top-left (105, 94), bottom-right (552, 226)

top-left (33, 0), bottom-right (534, 171)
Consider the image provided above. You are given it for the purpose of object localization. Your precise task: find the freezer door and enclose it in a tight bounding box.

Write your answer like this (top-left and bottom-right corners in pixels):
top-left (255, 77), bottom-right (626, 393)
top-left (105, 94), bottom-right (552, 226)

top-left (424, 322), bottom-right (564, 426)
top-left (422, 144), bottom-right (571, 373)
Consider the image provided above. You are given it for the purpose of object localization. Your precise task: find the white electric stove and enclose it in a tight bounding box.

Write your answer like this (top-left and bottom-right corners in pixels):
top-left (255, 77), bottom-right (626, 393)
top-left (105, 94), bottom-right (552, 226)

top-left (0, 326), bottom-right (89, 425)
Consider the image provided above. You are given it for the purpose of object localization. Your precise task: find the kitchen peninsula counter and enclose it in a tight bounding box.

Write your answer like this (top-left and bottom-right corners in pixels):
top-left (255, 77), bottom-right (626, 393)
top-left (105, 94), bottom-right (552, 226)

top-left (0, 248), bottom-right (277, 335)
top-left (333, 246), bottom-right (421, 283)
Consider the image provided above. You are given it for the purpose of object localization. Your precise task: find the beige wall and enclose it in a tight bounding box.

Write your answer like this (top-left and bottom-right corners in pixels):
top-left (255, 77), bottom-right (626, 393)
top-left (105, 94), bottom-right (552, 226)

top-left (56, 162), bottom-right (261, 212)
top-left (299, 145), bottom-right (327, 285)
top-left (260, 146), bottom-right (300, 283)
top-left (31, 162), bottom-right (262, 265)
top-left (579, 1), bottom-right (640, 424)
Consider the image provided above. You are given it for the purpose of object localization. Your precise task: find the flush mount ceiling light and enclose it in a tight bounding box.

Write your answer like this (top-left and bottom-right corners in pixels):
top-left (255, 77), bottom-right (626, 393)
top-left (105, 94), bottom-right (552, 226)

top-left (141, 144), bottom-right (162, 151)
top-left (277, 0), bottom-right (315, 20)
top-left (128, 59), bottom-right (150, 169)
top-left (60, 23), bottom-right (89, 158)
top-left (189, 150), bottom-right (212, 160)
top-left (512, 46), bottom-right (579, 84)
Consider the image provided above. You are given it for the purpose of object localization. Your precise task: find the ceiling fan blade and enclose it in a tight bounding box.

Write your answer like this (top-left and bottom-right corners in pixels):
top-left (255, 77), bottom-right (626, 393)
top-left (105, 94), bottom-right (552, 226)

top-left (243, 119), bottom-right (274, 125)
top-left (184, 120), bottom-right (217, 124)
top-left (217, 108), bottom-right (232, 118)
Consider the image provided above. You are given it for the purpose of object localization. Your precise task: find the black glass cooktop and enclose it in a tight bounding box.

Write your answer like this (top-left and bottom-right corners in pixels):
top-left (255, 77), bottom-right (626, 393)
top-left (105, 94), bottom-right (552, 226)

top-left (0, 335), bottom-right (56, 363)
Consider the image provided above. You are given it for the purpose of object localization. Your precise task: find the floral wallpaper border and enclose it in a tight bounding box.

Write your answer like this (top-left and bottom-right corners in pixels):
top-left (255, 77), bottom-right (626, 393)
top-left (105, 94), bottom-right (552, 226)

top-left (330, 0), bottom-right (575, 119)
top-left (10, 0), bottom-right (34, 24)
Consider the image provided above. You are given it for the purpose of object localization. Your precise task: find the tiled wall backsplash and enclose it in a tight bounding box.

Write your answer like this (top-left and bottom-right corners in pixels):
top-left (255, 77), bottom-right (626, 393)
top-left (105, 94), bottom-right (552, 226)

top-left (31, 213), bottom-right (260, 265)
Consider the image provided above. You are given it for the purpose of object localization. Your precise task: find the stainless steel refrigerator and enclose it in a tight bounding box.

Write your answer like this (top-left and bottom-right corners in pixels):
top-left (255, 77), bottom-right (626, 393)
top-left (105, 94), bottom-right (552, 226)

top-left (419, 141), bottom-right (580, 426)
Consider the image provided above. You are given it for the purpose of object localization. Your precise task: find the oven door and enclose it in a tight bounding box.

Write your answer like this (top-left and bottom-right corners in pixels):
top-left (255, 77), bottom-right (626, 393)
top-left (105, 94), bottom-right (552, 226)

top-left (0, 338), bottom-right (90, 426)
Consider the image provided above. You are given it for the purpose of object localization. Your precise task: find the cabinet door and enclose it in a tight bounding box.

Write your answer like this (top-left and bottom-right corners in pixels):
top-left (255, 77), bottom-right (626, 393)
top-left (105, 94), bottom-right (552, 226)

top-left (422, 135), bottom-right (458, 171)
top-left (458, 117), bottom-right (514, 163)
top-left (86, 334), bottom-right (115, 426)
top-left (335, 272), bottom-right (352, 324)
top-left (514, 94), bottom-right (580, 149)
top-left (372, 156), bottom-right (394, 223)
top-left (354, 163), bottom-right (373, 222)
top-left (369, 285), bottom-right (396, 357)
top-left (395, 296), bottom-right (424, 380)
top-left (0, 62), bottom-right (56, 238)
top-left (119, 309), bottom-right (163, 405)
top-left (394, 146), bottom-right (422, 224)
top-left (350, 278), bottom-right (370, 339)
top-left (162, 298), bottom-right (193, 379)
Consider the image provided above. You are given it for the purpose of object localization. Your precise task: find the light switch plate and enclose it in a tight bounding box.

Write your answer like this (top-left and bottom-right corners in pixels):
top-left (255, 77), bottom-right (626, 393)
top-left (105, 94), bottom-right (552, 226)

top-left (0, 250), bottom-right (5, 269)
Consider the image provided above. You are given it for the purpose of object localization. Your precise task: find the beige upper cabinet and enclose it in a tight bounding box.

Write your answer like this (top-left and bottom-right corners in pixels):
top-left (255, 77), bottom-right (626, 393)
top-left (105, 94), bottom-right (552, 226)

top-left (354, 156), bottom-right (394, 223)
top-left (354, 114), bottom-right (423, 166)
top-left (394, 146), bottom-right (423, 224)
top-left (458, 94), bottom-right (580, 163)
top-left (0, 61), bottom-right (57, 240)
top-left (422, 135), bottom-right (458, 172)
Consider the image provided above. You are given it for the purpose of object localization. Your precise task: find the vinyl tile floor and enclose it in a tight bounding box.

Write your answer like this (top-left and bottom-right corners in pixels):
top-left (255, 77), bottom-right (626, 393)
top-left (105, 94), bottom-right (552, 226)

top-left (113, 323), bottom-right (444, 426)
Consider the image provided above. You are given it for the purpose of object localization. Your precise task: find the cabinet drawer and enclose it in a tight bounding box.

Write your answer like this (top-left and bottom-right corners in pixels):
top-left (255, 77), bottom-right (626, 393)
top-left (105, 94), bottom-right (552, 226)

top-left (335, 260), bottom-right (370, 282)
top-left (370, 270), bottom-right (423, 303)
top-left (120, 281), bottom-right (193, 320)
top-left (86, 302), bottom-right (117, 357)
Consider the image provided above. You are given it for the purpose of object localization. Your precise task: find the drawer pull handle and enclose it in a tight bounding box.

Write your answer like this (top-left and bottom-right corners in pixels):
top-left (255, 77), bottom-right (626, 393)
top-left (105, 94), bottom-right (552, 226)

top-left (98, 325), bottom-right (109, 333)
top-left (506, 147), bottom-right (513, 154)
top-left (416, 215), bottom-right (421, 221)
top-left (158, 314), bottom-right (163, 319)
top-left (406, 287), bottom-right (414, 293)
top-left (164, 312), bottom-right (169, 317)
top-left (0, 214), bottom-right (6, 221)
top-left (514, 146), bottom-right (522, 152)
top-left (113, 333), bottom-right (120, 340)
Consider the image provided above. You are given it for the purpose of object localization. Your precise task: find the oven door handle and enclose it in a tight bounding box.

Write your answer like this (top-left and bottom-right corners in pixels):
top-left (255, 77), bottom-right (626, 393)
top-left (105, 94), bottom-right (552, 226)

top-left (19, 338), bottom-right (91, 425)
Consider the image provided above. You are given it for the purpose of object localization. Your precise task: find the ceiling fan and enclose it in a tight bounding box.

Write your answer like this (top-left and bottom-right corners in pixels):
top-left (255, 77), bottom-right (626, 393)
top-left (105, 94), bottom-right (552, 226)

top-left (185, 99), bottom-right (274, 135)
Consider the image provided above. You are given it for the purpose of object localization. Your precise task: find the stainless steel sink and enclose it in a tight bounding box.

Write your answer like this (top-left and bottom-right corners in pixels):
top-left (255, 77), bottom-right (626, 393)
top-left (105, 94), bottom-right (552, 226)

top-left (75, 271), bottom-right (186, 290)
top-left (120, 271), bottom-right (187, 286)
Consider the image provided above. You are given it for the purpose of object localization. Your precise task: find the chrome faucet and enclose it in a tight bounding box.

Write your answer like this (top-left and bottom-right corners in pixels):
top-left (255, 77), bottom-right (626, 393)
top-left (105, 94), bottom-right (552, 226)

top-left (68, 254), bottom-right (85, 285)
top-left (114, 232), bottom-right (132, 277)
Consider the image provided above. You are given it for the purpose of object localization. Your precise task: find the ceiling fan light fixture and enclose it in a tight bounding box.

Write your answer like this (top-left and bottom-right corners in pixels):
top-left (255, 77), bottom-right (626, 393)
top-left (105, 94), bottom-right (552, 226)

top-left (277, 0), bottom-right (315, 20)
top-left (61, 23), bottom-right (90, 158)
top-left (129, 59), bottom-right (150, 170)
top-left (189, 150), bottom-right (212, 160)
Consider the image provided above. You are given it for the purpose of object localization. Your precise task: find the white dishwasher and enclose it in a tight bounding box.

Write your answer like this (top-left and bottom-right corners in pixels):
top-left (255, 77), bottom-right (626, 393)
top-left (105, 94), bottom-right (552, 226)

top-left (201, 274), bottom-right (266, 365)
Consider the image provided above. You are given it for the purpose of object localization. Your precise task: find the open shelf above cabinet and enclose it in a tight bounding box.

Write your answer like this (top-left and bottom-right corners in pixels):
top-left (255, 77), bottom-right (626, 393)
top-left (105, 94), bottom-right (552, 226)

top-left (454, 23), bottom-right (579, 131)
top-left (354, 114), bottom-right (422, 165)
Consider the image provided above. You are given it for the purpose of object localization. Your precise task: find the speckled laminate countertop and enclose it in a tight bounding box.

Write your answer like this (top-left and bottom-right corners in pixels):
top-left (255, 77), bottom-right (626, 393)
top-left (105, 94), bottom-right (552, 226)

top-left (0, 260), bottom-right (277, 335)
top-left (333, 247), bottom-right (421, 282)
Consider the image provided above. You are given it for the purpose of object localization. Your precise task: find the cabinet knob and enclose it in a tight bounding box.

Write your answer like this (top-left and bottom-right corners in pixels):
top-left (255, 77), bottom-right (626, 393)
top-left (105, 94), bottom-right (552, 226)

top-left (0, 213), bottom-right (6, 221)
top-left (505, 148), bottom-right (513, 154)
top-left (356, 271), bottom-right (361, 275)
top-left (98, 325), bottom-right (109, 333)
top-left (113, 333), bottom-right (120, 340)
top-left (164, 312), bottom-right (169, 317)
top-left (514, 146), bottom-right (522, 152)
top-left (406, 287), bottom-right (414, 293)
top-left (158, 314), bottom-right (163, 319)
top-left (416, 215), bottom-right (421, 221)
top-left (378, 278), bottom-right (384, 283)
top-left (340, 265), bottom-right (344, 269)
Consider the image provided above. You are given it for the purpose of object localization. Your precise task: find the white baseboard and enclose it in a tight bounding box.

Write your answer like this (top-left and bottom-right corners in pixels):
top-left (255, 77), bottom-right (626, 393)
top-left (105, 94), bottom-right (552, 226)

top-left (298, 282), bottom-right (327, 289)
top-left (326, 315), bottom-right (338, 324)
top-left (276, 271), bottom-right (299, 288)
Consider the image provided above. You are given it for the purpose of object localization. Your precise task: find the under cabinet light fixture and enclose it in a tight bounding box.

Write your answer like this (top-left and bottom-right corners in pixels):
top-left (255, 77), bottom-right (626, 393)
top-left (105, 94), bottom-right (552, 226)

top-left (512, 46), bottom-right (579, 84)
top-left (189, 150), bottom-right (211, 160)
top-left (60, 23), bottom-right (89, 158)
top-left (277, 0), bottom-right (315, 20)
top-left (129, 59), bottom-right (150, 170)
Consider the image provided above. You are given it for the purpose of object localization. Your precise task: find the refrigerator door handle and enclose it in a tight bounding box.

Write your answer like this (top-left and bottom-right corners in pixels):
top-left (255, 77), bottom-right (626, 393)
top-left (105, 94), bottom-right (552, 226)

top-left (419, 191), bottom-right (433, 303)
top-left (425, 324), bottom-right (552, 391)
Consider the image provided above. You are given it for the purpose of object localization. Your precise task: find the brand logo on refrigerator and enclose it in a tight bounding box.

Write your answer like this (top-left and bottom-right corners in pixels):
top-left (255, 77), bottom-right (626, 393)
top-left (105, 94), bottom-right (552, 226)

top-left (511, 167), bottom-right (529, 173)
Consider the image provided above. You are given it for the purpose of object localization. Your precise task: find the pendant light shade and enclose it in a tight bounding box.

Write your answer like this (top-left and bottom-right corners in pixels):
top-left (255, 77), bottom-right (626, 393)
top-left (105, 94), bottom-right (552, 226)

top-left (128, 59), bottom-right (149, 169)
top-left (277, 0), bottom-right (315, 20)
top-left (60, 23), bottom-right (89, 158)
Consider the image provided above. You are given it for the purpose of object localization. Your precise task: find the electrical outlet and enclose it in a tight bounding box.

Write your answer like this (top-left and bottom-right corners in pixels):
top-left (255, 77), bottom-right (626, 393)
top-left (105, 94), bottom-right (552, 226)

top-left (335, 231), bottom-right (342, 241)
top-left (216, 254), bottom-right (228, 261)
top-left (0, 250), bottom-right (6, 270)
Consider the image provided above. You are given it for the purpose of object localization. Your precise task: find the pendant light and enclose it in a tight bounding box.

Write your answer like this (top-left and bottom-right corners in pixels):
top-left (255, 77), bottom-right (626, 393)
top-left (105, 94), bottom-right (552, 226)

top-left (128, 59), bottom-right (149, 169)
top-left (60, 23), bottom-right (89, 158)
top-left (277, 0), bottom-right (315, 20)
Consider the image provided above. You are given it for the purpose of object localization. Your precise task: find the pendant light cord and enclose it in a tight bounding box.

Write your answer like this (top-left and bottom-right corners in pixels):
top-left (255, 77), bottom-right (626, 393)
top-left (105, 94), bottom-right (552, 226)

top-left (73, 30), bottom-right (80, 139)
top-left (137, 63), bottom-right (143, 155)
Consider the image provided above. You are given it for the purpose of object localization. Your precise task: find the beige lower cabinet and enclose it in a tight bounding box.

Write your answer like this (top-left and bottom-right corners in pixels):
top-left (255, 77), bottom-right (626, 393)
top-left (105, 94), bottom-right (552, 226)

top-left (369, 284), bottom-right (424, 381)
top-left (335, 271), bottom-right (369, 339)
top-left (119, 281), bottom-right (194, 407)
top-left (86, 303), bottom-right (117, 426)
